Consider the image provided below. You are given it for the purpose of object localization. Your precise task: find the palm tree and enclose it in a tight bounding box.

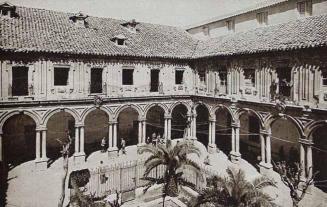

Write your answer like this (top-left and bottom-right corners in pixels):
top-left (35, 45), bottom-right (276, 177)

top-left (138, 139), bottom-right (202, 206)
top-left (193, 167), bottom-right (277, 207)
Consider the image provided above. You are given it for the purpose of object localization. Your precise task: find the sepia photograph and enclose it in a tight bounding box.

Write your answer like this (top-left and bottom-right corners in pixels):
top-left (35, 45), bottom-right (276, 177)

top-left (0, 0), bottom-right (327, 206)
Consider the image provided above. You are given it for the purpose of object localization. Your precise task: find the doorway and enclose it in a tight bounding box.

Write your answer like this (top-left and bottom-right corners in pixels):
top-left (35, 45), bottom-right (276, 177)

top-left (150, 70), bottom-right (159, 92)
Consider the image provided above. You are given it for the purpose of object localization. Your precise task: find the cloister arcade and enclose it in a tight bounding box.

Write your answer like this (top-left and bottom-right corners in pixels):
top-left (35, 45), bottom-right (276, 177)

top-left (0, 99), bottom-right (326, 190)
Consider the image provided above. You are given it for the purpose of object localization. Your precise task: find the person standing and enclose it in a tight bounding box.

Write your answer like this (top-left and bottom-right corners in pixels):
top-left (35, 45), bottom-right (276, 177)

top-left (101, 137), bottom-right (106, 153)
top-left (121, 138), bottom-right (126, 155)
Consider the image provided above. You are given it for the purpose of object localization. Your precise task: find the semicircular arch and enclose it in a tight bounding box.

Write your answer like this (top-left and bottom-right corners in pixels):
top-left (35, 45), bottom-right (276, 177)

top-left (42, 108), bottom-right (81, 126)
top-left (144, 103), bottom-right (168, 117)
top-left (264, 114), bottom-right (304, 137)
top-left (304, 120), bottom-right (327, 139)
top-left (169, 101), bottom-right (191, 115)
top-left (0, 110), bottom-right (41, 131)
top-left (235, 108), bottom-right (264, 128)
top-left (114, 104), bottom-right (142, 120)
top-left (212, 104), bottom-right (235, 122)
top-left (81, 106), bottom-right (112, 123)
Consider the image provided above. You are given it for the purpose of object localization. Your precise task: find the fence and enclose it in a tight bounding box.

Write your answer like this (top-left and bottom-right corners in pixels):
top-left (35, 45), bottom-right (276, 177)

top-left (80, 157), bottom-right (213, 200)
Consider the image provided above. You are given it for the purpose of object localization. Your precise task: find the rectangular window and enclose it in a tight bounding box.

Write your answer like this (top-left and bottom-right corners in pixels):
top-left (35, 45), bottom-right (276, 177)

top-left (12, 66), bottom-right (29, 96)
top-left (219, 69), bottom-right (227, 86)
top-left (226, 20), bottom-right (235, 32)
top-left (244, 69), bottom-right (255, 87)
top-left (199, 71), bottom-right (206, 84)
top-left (256, 12), bottom-right (268, 25)
top-left (175, 70), bottom-right (184, 84)
top-left (297, 1), bottom-right (312, 16)
top-left (122, 69), bottom-right (134, 85)
top-left (54, 67), bottom-right (69, 86)
top-left (322, 70), bottom-right (327, 86)
top-left (90, 68), bottom-right (103, 93)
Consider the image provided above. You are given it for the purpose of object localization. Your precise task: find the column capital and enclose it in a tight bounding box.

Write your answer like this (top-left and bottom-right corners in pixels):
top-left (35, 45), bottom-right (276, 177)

top-left (75, 124), bottom-right (84, 128)
top-left (209, 117), bottom-right (216, 122)
top-left (108, 121), bottom-right (116, 125)
top-left (299, 138), bottom-right (313, 146)
top-left (36, 126), bottom-right (47, 131)
top-left (260, 130), bottom-right (270, 136)
top-left (231, 123), bottom-right (240, 128)
top-left (138, 118), bottom-right (146, 122)
top-left (164, 115), bottom-right (172, 119)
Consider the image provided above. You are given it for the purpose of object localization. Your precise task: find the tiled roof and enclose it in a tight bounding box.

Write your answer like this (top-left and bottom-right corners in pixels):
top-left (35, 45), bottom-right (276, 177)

top-left (0, 6), bottom-right (198, 59)
top-left (185, 0), bottom-right (287, 30)
top-left (0, 5), bottom-right (327, 60)
top-left (194, 14), bottom-right (327, 58)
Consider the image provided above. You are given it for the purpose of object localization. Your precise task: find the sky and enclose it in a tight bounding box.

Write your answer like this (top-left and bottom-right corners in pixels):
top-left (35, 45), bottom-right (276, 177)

top-left (6, 0), bottom-right (262, 27)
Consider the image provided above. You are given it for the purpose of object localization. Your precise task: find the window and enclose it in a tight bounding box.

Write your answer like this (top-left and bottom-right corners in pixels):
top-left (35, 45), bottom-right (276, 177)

top-left (219, 69), bottom-right (227, 86)
top-left (297, 1), bottom-right (312, 16)
top-left (54, 67), bottom-right (69, 86)
top-left (322, 70), bottom-right (327, 86)
top-left (199, 71), bottom-right (206, 84)
top-left (244, 69), bottom-right (255, 87)
top-left (256, 12), bottom-right (268, 25)
top-left (122, 69), bottom-right (134, 85)
top-left (226, 20), bottom-right (235, 32)
top-left (0, 2), bottom-right (16, 18)
top-left (111, 34), bottom-right (127, 46)
top-left (117, 39), bottom-right (125, 46)
top-left (12, 66), bottom-right (28, 96)
top-left (90, 68), bottom-right (103, 93)
top-left (175, 70), bottom-right (184, 84)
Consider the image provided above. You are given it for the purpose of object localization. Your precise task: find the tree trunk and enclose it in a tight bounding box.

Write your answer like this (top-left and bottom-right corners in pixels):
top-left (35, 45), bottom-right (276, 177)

top-left (166, 177), bottom-right (178, 197)
top-left (162, 195), bottom-right (165, 207)
top-left (58, 156), bottom-right (69, 207)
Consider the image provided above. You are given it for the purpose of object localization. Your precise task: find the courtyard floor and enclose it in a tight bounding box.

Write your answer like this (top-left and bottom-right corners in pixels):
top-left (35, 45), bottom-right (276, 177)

top-left (3, 142), bottom-right (327, 207)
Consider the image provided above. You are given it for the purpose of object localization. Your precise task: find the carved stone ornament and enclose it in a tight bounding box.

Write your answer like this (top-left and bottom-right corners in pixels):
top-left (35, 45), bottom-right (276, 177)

top-left (274, 99), bottom-right (286, 114)
top-left (94, 95), bottom-right (103, 107)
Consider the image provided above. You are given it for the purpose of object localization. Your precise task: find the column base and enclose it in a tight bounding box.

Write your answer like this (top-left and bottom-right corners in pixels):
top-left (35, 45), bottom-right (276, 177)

top-left (229, 151), bottom-right (241, 163)
top-left (208, 144), bottom-right (216, 154)
top-left (107, 147), bottom-right (118, 156)
top-left (74, 153), bottom-right (86, 165)
top-left (259, 162), bottom-right (273, 176)
top-left (35, 159), bottom-right (48, 171)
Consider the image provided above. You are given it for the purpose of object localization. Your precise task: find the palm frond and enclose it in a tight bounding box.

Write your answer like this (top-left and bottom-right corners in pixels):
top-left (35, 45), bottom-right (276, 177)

top-left (252, 176), bottom-right (277, 190)
top-left (144, 159), bottom-right (164, 176)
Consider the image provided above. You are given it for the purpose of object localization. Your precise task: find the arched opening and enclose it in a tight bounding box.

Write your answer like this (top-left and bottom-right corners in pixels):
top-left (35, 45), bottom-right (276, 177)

top-left (171, 104), bottom-right (188, 139)
top-left (311, 125), bottom-right (327, 192)
top-left (84, 109), bottom-right (109, 157)
top-left (146, 106), bottom-right (165, 141)
top-left (270, 118), bottom-right (300, 163)
top-left (239, 112), bottom-right (261, 167)
top-left (215, 108), bottom-right (232, 156)
top-left (118, 107), bottom-right (139, 146)
top-left (46, 112), bottom-right (75, 162)
top-left (196, 104), bottom-right (209, 147)
top-left (3, 114), bottom-right (36, 167)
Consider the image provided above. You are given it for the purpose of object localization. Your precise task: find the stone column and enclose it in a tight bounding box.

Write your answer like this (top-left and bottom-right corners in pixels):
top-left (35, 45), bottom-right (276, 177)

top-left (208, 121), bottom-right (212, 143)
top-left (74, 124), bottom-right (85, 164)
top-left (142, 120), bottom-right (146, 144)
top-left (259, 130), bottom-right (273, 175)
top-left (0, 131), bottom-right (2, 162)
top-left (113, 122), bottom-right (117, 148)
top-left (306, 144), bottom-right (313, 178)
top-left (192, 113), bottom-right (197, 138)
top-left (74, 126), bottom-right (80, 154)
top-left (80, 126), bottom-right (85, 155)
top-left (260, 132), bottom-right (266, 165)
top-left (138, 120), bottom-right (142, 145)
top-left (167, 117), bottom-right (172, 140)
top-left (208, 118), bottom-right (216, 153)
top-left (230, 123), bottom-right (241, 163)
top-left (41, 129), bottom-right (48, 160)
top-left (164, 118), bottom-right (168, 139)
top-left (300, 143), bottom-right (306, 178)
top-left (35, 127), bottom-right (48, 170)
top-left (187, 115), bottom-right (192, 138)
top-left (108, 123), bottom-right (113, 148)
top-left (35, 130), bottom-right (41, 160)
top-left (108, 121), bottom-right (118, 154)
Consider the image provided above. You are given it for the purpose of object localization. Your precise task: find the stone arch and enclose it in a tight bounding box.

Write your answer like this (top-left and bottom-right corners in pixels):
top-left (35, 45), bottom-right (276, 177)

top-left (114, 104), bottom-right (142, 120)
top-left (169, 101), bottom-right (191, 115)
top-left (235, 108), bottom-right (264, 129)
top-left (212, 104), bottom-right (235, 122)
top-left (193, 102), bottom-right (211, 116)
top-left (144, 103), bottom-right (168, 117)
top-left (42, 108), bottom-right (81, 126)
top-left (304, 120), bottom-right (327, 140)
top-left (264, 114), bottom-right (304, 137)
top-left (81, 106), bottom-right (112, 124)
top-left (0, 110), bottom-right (41, 132)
